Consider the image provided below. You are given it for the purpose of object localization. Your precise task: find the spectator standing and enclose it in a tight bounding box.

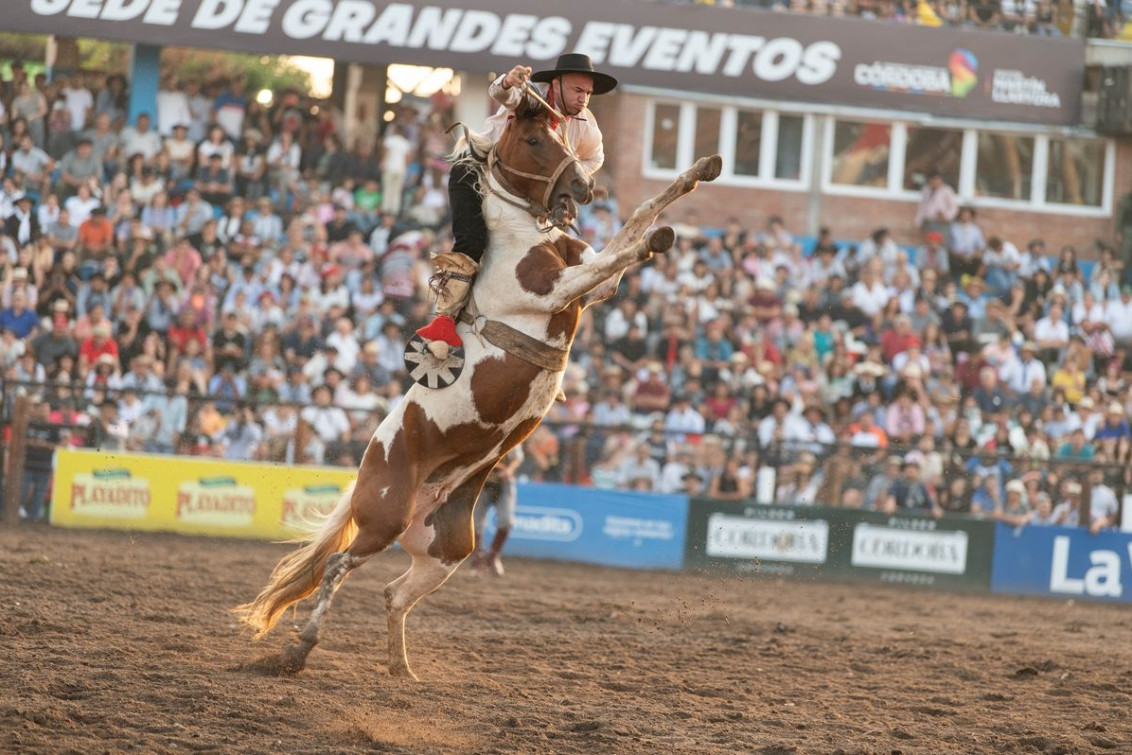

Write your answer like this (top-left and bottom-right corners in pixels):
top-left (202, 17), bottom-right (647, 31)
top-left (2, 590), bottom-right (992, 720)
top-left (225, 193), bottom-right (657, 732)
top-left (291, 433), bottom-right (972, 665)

top-left (470, 446), bottom-right (525, 577)
top-left (94, 74), bottom-right (127, 128)
top-left (21, 396), bottom-right (59, 521)
top-left (156, 76), bottom-right (193, 137)
top-left (380, 125), bottom-right (413, 216)
top-left (913, 169), bottom-right (959, 240)
top-left (11, 80), bottom-right (48, 148)
top-left (213, 78), bottom-right (249, 140)
top-left (266, 130), bottom-right (302, 204)
top-left (61, 75), bottom-right (93, 138)
top-left (184, 79), bottom-right (212, 142)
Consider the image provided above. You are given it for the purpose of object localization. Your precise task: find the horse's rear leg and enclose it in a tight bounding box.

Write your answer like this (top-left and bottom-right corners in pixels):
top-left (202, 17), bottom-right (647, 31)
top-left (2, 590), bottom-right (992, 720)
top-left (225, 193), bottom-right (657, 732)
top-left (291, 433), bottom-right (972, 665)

top-left (385, 471), bottom-right (488, 680)
top-left (281, 461), bottom-right (416, 673)
top-left (280, 551), bottom-right (366, 672)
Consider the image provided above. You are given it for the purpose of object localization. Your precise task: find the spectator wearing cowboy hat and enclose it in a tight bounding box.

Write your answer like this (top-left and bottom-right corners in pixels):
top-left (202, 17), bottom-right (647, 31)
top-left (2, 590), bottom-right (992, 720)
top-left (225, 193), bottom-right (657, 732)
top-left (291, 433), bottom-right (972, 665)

top-left (414, 52), bottom-right (618, 362)
top-left (5, 193), bottom-right (40, 247)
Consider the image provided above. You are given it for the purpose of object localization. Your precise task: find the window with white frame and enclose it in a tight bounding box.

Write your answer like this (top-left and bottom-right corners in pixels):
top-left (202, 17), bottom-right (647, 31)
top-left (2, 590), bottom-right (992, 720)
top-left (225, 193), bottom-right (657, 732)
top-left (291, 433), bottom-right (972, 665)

top-left (649, 103), bottom-right (680, 171)
top-left (644, 101), bottom-right (811, 187)
top-left (829, 121), bottom-right (890, 189)
top-left (776, 115), bottom-right (805, 181)
top-left (975, 133), bottom-right (1035, 201)
top-left (1046, 138), bottom-right (1105, 207)
top-left (645, 101), bottom-right (1113, 214)
top-left (819, 116), bottom-right (1112, 214)
top-left (733, 110), bottom-right (762, 177)
top-left (694, 107), bottom-right (722, 164)
top-left (903, 126), bottom-right (962, 192)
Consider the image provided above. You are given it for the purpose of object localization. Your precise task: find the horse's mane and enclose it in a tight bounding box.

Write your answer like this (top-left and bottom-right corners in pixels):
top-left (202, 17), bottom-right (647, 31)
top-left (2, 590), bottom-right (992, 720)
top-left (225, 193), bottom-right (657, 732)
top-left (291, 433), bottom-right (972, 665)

top-left (449, 96), bottom-right (549, 170)
top-left (449, 125), bottom-right (493, 171)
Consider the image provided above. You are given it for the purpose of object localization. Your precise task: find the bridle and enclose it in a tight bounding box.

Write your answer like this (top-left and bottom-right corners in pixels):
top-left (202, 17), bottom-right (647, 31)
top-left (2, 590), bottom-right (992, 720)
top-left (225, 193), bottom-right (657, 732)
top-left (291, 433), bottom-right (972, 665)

top-left (486, 143), bottom-right (581, 232)
top-left (450, 97), bottom-right (584, 233)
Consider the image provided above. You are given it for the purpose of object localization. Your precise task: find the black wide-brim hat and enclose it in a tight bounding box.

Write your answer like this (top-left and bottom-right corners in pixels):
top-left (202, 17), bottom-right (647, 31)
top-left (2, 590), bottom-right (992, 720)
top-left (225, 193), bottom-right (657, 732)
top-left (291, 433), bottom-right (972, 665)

top-left (531, 53), bottom-right (618, 95)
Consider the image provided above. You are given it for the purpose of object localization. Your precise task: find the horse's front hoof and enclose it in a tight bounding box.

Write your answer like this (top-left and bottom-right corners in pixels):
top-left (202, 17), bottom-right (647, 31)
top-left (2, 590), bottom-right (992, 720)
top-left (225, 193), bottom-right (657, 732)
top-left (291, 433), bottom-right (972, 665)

top-left (280, 643), bottom-right (309, 674)
top-left (697, 154), bottom-right (723, 182)
top-left (646, 227), bottom-right (675, 258)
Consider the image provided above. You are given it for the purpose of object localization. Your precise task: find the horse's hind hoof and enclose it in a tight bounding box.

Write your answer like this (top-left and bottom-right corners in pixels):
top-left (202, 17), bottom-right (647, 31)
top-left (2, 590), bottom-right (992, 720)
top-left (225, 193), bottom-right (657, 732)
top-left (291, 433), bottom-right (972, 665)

top-left (647, 227), bottom-right (675, 257)
top-left (280, 643), bottom-right (309, 674)
top-left (697, 154), bottom-right (723, 182)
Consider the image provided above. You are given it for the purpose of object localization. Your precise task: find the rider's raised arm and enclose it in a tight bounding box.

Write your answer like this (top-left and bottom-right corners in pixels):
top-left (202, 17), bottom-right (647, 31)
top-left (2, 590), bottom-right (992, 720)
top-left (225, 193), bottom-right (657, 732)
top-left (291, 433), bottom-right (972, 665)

top-left (488, 65), bottom-right (533, 111)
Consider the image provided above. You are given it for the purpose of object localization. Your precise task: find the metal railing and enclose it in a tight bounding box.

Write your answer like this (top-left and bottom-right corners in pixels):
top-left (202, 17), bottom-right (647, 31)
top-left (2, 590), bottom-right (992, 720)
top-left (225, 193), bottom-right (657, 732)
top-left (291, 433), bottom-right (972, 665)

top-left (1, 376), bottom-right (1126, 529)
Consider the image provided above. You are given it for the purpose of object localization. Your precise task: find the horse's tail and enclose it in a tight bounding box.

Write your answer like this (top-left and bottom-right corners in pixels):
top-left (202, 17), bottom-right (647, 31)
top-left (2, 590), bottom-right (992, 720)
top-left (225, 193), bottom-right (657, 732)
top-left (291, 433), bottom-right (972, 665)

top-left (233, 482), bottom-right (358, 638)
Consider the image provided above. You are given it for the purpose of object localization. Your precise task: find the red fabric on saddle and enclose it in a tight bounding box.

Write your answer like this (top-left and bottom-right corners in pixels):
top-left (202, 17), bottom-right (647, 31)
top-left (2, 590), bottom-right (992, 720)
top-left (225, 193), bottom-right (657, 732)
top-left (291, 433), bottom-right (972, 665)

top-left (415, 314), bottom-right (463, 347)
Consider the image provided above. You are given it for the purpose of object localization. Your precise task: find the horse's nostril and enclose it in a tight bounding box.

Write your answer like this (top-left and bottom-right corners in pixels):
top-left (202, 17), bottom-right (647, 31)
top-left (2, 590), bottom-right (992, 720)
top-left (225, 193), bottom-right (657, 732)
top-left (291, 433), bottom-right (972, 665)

top-left (570, 178), bottom-right (592, 202)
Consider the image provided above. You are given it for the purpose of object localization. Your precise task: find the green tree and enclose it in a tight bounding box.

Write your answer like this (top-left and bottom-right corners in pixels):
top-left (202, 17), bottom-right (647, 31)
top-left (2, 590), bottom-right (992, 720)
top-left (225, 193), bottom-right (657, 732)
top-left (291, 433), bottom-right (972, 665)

top-left (159, 48), bottom-right (311, 94)
top-left (0, 33), bottom-right (311, 93)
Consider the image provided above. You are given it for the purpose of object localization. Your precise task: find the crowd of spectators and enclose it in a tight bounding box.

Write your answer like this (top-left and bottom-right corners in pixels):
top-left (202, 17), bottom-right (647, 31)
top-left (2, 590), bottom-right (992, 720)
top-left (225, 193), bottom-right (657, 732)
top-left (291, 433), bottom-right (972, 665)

top-left (0, 61), bottom-right (1127, 534)
top-left (543, 167), bottom-right (1131, 534)
top-left (680, 0), bottom-right (1130, 38)
top-left (0, 63), bottom-right (459, 520)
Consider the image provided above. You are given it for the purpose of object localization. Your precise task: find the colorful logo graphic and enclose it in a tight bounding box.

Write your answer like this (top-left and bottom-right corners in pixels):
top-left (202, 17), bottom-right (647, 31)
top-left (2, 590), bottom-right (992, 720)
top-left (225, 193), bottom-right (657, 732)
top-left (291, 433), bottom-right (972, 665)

top-left (949, 49), bottom-right (978, 98)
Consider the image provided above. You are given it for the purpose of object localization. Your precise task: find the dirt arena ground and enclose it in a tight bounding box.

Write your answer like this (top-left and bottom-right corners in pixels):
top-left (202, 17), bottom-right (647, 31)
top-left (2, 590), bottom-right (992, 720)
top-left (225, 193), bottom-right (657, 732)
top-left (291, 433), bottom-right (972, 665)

top-left (2, 525), bottom-right (1130, 754)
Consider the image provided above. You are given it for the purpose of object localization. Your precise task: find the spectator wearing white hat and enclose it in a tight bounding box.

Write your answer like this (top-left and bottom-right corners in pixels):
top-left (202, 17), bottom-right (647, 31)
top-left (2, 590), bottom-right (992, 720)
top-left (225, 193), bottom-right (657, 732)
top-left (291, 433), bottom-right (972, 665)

top-left (1061, 396), bottom-right (1101, 441)
top-left (995, 479), bottom-right (1032, 526)
top-left (1094, 402), bottom-right (1131, 442)
top-left (1009, 341), bottom-right (1047, 396)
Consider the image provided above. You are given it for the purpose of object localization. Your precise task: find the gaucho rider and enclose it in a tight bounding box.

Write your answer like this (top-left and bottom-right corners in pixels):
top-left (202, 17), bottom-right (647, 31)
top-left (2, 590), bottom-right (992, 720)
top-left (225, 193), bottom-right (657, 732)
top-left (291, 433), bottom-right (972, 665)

top-left (412, 53), bottom-right (618, 361)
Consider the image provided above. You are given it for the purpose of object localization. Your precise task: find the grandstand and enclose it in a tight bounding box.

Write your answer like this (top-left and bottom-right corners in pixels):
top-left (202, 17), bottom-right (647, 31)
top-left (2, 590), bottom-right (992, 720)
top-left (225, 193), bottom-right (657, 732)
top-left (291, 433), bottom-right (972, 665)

top-left (0, 0), bottom-right (1128, 541)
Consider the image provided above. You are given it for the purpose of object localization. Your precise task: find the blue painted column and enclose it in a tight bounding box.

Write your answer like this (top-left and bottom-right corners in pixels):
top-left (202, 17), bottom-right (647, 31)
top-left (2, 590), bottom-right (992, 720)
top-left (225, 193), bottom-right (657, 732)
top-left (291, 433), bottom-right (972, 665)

top-left (127, 43), bottom-right (162, 126)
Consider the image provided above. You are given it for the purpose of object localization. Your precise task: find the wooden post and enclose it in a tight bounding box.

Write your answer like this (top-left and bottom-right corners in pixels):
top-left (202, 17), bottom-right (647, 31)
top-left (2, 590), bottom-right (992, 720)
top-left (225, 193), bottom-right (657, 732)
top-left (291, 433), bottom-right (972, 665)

top-left (4, 394), bottom-right (29, 526)
top-left (293, 417), bottom-right (312, 465)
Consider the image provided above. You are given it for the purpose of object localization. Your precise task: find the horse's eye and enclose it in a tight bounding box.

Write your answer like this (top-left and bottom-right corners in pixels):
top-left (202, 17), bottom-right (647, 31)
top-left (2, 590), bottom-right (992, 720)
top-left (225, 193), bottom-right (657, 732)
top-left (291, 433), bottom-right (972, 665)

top-left (527, 137), bottom-right (540, 146)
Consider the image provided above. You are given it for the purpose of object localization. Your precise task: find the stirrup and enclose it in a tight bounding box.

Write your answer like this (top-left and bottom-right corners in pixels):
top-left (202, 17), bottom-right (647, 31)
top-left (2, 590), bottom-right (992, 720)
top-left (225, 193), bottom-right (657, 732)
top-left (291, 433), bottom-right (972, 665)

top-left (404, 333), bottom-right (465, 389)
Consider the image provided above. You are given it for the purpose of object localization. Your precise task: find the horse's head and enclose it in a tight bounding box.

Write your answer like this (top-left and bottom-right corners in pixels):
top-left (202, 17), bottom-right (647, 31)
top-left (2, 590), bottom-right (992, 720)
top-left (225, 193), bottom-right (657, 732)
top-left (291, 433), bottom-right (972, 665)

top-left (494, 97), bottom-right (593, 223)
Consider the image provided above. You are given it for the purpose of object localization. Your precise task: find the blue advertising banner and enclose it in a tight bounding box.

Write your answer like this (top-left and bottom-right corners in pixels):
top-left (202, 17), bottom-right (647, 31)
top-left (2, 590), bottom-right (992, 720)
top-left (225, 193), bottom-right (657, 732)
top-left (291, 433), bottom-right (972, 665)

top-left (479, 483), bottom-right (687, 571)
top-left (991, 523), bottom-right (1132, 604)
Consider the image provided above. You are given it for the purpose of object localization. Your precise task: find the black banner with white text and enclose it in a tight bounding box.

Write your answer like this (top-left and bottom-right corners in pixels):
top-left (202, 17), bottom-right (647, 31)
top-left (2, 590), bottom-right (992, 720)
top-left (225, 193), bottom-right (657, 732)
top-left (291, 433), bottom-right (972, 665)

top-left (9, 0), bottom-right (1084, 125)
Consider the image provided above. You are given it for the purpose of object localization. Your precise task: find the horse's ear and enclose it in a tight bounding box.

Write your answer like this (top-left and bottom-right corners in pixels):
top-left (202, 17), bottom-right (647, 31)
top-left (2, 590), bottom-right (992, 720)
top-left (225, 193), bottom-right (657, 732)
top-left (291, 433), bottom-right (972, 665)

top-left (514, 94), bottom-right (546, 122)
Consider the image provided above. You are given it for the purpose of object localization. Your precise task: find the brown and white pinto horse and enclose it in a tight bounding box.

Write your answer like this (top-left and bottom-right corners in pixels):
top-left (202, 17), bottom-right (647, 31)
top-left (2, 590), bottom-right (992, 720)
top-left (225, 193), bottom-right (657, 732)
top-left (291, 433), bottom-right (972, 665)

top-left (235, 98), bottom-right (721, 679)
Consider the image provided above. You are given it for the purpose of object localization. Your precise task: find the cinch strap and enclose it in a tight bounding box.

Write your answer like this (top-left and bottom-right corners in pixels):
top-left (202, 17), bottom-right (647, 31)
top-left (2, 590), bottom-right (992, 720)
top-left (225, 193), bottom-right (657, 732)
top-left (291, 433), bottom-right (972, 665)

top-left (457, 311), bottom-right (569, 373)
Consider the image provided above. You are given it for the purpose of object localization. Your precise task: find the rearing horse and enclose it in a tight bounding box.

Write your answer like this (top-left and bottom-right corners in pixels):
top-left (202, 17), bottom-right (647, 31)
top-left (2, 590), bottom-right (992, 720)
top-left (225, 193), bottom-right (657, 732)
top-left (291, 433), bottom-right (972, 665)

top-left (236, 98), bottom-right (721, 679)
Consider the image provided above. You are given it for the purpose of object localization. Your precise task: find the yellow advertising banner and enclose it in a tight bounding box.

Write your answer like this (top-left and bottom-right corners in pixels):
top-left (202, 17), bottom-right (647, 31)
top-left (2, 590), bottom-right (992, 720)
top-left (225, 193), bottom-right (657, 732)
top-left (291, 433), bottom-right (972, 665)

top-left (51, 448), bottom-right (357, 540)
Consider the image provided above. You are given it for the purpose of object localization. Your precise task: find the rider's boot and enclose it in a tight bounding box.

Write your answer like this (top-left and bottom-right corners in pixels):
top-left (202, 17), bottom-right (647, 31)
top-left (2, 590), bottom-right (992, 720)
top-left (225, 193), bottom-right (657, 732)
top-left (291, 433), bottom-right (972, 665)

top-left (415, 252), bottom-right (479, 360)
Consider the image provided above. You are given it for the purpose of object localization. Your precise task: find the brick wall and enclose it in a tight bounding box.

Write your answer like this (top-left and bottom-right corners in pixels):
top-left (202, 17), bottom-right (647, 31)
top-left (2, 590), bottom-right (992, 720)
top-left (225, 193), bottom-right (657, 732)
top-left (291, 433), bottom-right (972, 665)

top-left (590, 93), bottom-right (1129, 256)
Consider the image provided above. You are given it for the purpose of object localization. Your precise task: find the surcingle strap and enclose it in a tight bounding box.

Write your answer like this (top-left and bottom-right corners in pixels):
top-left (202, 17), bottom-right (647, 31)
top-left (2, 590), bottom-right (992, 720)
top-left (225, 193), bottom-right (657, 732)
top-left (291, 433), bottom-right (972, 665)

top-left (457, 312), bottom-right (569, 373)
